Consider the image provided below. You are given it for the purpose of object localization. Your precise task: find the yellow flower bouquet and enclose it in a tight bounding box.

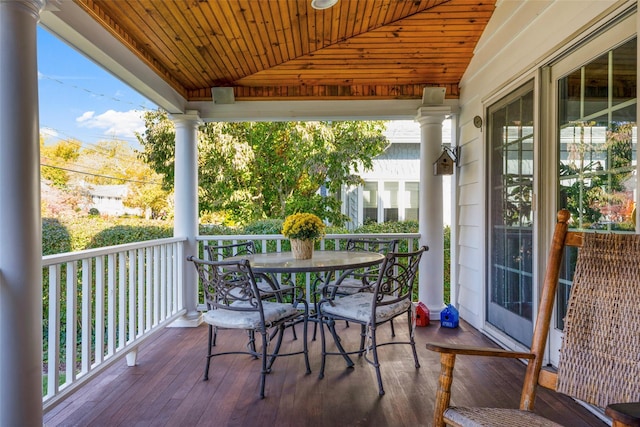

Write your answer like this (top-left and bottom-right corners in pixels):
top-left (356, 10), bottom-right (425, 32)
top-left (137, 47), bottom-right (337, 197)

top-left (282, 213), bottom-right (326, 259)
top-left (282, 213), bottom-right (326, 240)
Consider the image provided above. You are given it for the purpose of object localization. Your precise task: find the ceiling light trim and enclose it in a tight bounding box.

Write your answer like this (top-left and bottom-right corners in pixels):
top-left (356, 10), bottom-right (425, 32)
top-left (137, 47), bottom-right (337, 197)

top-left (311, 0), bottom-right (338, 10)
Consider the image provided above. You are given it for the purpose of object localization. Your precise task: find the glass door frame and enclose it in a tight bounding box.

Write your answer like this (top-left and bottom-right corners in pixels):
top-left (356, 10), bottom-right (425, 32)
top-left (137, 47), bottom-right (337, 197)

top-left (483, 75), bottom-right (540, 350)
top-left (544, 13), bottom-right (637, 366)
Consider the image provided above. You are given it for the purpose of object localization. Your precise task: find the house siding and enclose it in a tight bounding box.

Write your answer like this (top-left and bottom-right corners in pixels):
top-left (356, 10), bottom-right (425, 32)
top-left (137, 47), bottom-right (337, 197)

top-left (455, 0), bottom-right (630, 330)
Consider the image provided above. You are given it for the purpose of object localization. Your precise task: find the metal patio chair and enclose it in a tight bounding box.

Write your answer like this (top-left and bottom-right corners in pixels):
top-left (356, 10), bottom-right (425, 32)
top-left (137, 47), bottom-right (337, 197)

top-left (322, 238), bottom-right (399, 296)
top-left (203, 241), bottom-right (287, 347)
top-left (205, 241), bottom-right (285, 298)
top-left (315, 238), bottom-right (399, 337)
top-left (317, 246), bottom-right (428, 396)
top-left (188, 256), bottom-right (311, 399)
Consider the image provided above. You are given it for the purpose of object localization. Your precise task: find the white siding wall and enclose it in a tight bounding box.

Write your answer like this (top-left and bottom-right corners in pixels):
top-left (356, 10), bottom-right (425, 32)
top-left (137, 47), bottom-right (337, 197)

top-left (454, 0), bottom-right (629, 329)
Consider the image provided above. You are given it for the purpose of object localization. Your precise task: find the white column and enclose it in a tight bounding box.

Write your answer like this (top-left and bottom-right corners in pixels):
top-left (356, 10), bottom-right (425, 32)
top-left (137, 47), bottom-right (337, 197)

top-left (416, 106), bottom-right (450, 319)
top-left (0, 0), bottom-right (45, 425)
top-left (171, 111), bottom-right (202, 325)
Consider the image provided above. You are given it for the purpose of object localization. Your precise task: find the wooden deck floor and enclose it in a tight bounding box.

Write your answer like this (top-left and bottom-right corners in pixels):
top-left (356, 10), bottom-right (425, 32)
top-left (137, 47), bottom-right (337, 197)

top-left (44, 320), bottom-right (607, 427)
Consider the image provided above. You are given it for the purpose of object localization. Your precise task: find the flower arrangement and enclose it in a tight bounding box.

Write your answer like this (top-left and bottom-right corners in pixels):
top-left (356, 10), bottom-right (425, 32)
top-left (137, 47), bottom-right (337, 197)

top-left (282, 213), bottom-right (326, 241)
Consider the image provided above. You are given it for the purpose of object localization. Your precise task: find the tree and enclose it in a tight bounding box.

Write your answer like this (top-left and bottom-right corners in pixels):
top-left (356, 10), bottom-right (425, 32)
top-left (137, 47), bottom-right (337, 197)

top-left (75, 140), bottom-right (139, 185)
top-left (123, 173), bottom-right (170, 220)
top-left (40, 137), bottom-right (81, 187)
top-left (136, 110), bottom-right (177, 191)
top-left (40, 134), bottom-right (172, 219)
top-left (560, 121), bottom-right (635, 229)
top-left (40, 137), bottom-right (90, 217)
top-left (136, 110), bottom-right (390, 224)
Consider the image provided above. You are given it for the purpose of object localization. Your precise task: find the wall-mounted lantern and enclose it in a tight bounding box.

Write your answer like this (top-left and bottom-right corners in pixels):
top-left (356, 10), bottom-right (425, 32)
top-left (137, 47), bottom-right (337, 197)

top-left (433, 146), bottom-right (460, 176)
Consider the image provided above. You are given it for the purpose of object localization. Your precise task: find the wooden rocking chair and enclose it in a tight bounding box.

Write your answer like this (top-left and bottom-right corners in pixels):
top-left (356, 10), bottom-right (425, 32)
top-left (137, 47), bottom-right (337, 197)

top-left (427, 210), bottom-right (640, 426)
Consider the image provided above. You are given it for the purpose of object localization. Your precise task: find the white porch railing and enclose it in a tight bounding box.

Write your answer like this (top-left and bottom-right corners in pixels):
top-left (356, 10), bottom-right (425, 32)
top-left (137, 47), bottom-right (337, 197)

top-left (41, 238), bottom-right (186, 411)
top-left (41, 232), bottom-right (419, 411)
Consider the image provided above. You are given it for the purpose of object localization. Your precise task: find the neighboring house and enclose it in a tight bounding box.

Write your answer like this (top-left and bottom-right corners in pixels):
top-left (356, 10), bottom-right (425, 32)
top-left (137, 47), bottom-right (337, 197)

top-left (341, 120), bottom-right (452, 229)
top-left (86, 184), bottom-right (141, 217)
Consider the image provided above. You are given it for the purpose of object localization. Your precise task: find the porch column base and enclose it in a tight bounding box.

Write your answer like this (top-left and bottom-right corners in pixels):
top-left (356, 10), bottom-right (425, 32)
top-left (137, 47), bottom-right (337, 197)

top-left (427, 303), bottom-right (448, 321)
top-left (168, 312), bottom-right (203, 328)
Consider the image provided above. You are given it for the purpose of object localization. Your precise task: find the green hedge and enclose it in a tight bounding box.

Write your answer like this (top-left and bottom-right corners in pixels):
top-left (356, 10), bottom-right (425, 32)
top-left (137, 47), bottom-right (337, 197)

top-left (42, 217), bottom-right (173, 255)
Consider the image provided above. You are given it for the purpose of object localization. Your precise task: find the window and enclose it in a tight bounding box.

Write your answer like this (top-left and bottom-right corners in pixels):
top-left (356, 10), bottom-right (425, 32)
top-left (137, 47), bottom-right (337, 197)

top-left (556, 36), bottom-right (637, 329)
top-left (383, 182), bottom-right (399, 222)
top-left (363, 181), bottom-right (378, 223)
top-left (405, 182), bottom-right (419, 221)
top-left (558, 38), bottom-right (637, 231)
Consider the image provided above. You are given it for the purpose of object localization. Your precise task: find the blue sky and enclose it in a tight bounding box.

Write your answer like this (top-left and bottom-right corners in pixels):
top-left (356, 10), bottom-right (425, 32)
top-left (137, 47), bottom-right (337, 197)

top-left (37, 26), bottom-right (157, 149)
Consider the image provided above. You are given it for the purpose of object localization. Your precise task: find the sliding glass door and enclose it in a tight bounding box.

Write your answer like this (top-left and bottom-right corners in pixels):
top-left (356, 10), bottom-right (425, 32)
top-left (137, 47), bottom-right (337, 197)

top-left (548, 16), bottom-right (636, 364)
top-left (486, 81), bottom-right (536, 345)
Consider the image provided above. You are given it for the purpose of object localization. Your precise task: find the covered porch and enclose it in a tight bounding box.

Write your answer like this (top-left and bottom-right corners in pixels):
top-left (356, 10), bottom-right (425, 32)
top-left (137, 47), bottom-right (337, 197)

top-left (43, 321), bottom-right (605, 427)
top-left (1, 0), bottom-right (637, 425)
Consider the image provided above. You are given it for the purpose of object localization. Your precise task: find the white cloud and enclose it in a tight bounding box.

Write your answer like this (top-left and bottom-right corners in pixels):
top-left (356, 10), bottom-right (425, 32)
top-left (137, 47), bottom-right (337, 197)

top-left (40, 127), bottom-right (59, 140)
top-left (76, 109), bottom-right (145, 138)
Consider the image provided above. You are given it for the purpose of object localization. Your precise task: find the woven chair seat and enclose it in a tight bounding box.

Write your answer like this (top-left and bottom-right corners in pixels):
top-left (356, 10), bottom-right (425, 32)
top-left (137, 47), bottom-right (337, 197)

top-left (444, 407), bottom-right (563, 427)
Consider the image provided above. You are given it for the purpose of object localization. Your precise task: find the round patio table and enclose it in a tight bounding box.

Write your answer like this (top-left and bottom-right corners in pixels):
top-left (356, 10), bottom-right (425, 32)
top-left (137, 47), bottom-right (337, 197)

top-left (227, 250), bottom-right (385, 274)
top-left (226, 250), bottom-right (386, 353)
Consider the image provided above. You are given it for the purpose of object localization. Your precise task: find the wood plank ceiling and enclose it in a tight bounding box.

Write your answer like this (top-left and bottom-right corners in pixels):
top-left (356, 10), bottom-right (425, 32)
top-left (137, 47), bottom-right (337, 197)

top-left (74, 0), bottom-right (496, 102)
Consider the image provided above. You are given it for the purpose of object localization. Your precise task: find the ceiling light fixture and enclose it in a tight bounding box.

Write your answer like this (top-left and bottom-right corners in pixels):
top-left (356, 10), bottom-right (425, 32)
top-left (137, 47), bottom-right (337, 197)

top-left (311, 0), bottom-right (338, 10)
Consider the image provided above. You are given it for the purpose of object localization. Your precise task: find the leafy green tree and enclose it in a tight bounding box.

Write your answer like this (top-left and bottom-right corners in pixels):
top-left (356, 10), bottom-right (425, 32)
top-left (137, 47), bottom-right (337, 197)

top-left (136, 110), bottom-right (389, 224)
top-left (136, 110), bottom-right (177, 191)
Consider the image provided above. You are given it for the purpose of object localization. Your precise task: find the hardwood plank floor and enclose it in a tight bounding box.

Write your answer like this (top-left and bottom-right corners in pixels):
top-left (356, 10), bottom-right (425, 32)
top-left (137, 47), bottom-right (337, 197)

top-left (44, 320), bottom-right (608, 427)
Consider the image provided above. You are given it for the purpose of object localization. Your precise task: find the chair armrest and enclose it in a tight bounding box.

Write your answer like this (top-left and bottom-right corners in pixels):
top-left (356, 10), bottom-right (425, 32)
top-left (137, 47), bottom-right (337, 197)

top-left (426, 342), bottom-right (535, 360)
top-left (427, 342), bottom-right (535, 427)
top-left (606, 403), bottom-right (640, 427)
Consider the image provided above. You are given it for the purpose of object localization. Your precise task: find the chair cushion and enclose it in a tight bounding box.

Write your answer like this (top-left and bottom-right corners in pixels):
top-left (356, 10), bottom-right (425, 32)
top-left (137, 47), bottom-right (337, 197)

top-left (444, 407), bottom-right (563, 427)
top-left (203, 301), bottom-right (299, 329)
top-left (321, 292), bottom-right (410, 323)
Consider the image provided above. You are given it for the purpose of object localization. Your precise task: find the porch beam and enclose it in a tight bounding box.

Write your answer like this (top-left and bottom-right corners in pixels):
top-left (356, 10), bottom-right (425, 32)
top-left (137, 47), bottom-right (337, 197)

top-left (416, 106), bottom-right (450, 319)
top-left (0, 0), bottom-right (46, 425)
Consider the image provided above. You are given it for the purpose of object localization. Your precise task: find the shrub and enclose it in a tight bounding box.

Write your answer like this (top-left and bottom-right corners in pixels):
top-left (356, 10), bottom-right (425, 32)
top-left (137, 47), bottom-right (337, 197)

top-left (199, 223), bottom-right (237, 235)
top-left (354, 220), bottom-right (419, 234)
top-left (42, 218), bottom-right (72, 255)
top-left (88, 224), bottom-right (172, 248)
top-left (42, 217), bottom-right (173, 254)
top-left (242, 218), bottom-right (284, 235)
top-left (200, 210), bottom-right (232, 226)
